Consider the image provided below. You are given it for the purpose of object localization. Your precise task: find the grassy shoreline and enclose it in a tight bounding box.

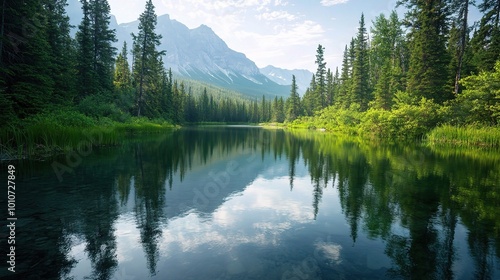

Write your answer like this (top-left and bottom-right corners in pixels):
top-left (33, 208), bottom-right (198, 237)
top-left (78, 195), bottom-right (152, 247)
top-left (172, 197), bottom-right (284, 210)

top-left (261, 121), bottom-right (500, 149)
top-left (3, 113), bottom-right (499, 161)
top-left (426, 125), bottom-right (500, 148)
top-left (0, 112), bottom-right (177, 160)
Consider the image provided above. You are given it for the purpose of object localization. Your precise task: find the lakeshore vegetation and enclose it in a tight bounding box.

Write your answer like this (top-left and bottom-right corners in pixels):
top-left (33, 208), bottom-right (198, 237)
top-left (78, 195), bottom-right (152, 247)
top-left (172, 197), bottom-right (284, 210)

top-left (283, 1), bottom-right (500, 148)
top-left (1, 0), bottom-right (500, 157)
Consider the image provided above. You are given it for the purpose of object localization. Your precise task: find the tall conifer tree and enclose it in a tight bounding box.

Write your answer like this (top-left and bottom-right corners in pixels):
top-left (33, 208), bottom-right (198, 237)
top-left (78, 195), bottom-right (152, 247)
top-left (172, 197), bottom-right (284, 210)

top-left (1, 0), bottom-right (54, 118)
top-left (89, 0), bottom-right (116, 93)
top-left (471, 0), bottom-right (500, 72)
top-left (114, 41), bottom-right (131, 90)
top-left (132, 0), bottom-right (165, 117)
top-left (315, 44), bottom-right (327, 108)
top-left (286, 75), bottom-right (301, 121)
top-left (45, 0), bottom-right (77, 104)
top-left (351, 14), bottom-right (370, 110)
top-left (399, 0), bottom-right (453, 103)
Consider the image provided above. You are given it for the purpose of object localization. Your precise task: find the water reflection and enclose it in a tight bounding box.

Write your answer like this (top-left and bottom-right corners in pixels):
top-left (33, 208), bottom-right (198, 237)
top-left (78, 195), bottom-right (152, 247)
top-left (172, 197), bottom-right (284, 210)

top-left (1, 126), bottom-right (499, 279)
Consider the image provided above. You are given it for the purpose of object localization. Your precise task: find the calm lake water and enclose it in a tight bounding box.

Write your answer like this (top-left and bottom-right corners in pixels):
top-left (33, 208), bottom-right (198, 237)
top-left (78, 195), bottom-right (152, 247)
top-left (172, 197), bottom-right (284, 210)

top-left (1, 126), bottom-right (499, 280)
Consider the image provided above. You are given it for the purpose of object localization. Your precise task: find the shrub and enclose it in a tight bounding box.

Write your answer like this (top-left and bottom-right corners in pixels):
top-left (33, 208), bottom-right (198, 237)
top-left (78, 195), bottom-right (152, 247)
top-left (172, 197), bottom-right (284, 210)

top-left (27, 109), bottom-right (96, 128)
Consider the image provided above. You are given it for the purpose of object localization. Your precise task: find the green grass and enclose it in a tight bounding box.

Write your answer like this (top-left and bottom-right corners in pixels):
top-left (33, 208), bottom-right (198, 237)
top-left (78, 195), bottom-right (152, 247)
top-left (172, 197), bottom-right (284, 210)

top-left (0, 112), bottom-right (176, 160)
top-left (427, 125), bottom-right (500, 148)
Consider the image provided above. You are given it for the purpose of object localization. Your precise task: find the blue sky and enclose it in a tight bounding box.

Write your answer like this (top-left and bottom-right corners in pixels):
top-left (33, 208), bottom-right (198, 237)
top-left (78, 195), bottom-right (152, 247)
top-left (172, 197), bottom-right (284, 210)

top-left (106, 0), bottom-right (479, 72)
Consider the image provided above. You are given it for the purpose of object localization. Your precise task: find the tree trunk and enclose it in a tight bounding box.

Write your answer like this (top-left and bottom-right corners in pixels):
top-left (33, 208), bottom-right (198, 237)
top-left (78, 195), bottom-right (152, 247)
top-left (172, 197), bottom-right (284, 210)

top-left (136, 32), bottom-right (147, 117)
top-left (454, 0), bottom-right (469, 95)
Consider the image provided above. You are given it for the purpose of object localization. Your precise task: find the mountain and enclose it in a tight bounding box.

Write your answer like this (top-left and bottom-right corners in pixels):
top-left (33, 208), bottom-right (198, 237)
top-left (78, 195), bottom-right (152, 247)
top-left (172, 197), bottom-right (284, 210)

top-left (66, 0), bottom-right (289, 98)
top-left (120, 16), bottom-right (289, 98)
top-left (259, 66), bottom-right (313, 95)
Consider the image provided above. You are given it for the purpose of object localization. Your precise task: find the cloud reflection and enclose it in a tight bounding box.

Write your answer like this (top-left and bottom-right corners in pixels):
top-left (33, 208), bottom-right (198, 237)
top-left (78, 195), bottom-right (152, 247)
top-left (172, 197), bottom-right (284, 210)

top-left (314, 241), bottom-right (342, 264)
top-left (157, 175), bottom-right (314, 256)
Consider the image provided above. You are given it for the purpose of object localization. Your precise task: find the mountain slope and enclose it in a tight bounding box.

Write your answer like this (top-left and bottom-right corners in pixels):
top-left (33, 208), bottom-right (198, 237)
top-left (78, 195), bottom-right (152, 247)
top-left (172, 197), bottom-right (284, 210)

top-left (119, 16), bottom-right (290, 98)
top-left (259, 66), bottom-right (313, 95)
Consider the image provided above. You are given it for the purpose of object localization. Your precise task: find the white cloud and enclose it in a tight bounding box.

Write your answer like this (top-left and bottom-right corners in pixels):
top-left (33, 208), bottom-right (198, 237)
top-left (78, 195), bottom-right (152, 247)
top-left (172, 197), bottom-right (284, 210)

top-left (320, 0), bottom-right (350, 6)
top-left (274, 0), bottom-right (288, 6)
top-left (258, 10), bottom-right (297, 21)
top-left (229, 19), bottom-right (325, 69)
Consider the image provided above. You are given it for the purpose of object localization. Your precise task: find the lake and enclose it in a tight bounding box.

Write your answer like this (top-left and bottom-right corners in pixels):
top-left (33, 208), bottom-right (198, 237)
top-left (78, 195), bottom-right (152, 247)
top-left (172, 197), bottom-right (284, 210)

top-left (1, 126), bottom-right (499, 279)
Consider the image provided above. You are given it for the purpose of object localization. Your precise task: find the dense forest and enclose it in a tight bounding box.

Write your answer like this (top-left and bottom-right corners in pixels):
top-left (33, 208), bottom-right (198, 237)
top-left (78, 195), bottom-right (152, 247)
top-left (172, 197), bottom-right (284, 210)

top-left (1, 0), bottom-right (499, 148)
top-left (289, 1), bottom-right (500, 144)
top-left (0, 0), bottom-right (269, 125)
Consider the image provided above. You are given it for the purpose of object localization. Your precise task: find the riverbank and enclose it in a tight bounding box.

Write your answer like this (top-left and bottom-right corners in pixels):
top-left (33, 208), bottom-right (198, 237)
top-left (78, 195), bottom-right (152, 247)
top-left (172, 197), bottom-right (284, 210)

top-left (274, 101), bottom-right (500, 148)
top-left (0, 110), bottom-right (176, 160)
top-left (261, 120), bottom-right (500, 148)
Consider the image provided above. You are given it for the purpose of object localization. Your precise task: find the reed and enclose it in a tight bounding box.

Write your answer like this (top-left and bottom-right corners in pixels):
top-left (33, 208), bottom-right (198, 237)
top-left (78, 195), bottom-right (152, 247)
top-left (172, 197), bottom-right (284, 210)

top-left (0, 117), bottom-right (175, 160)
top-left (427, 125), bottom-right (500, 148)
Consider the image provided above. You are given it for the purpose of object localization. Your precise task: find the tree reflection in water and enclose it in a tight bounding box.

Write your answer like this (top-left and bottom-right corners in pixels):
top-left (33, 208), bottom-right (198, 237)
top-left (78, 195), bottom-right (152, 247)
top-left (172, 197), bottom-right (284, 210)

top-left (2, 126), bottom-right (499, 279)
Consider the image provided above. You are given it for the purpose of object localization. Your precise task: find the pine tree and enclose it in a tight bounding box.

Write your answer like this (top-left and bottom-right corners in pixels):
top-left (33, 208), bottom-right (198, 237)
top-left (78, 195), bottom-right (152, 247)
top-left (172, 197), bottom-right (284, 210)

top-left (326, 68), bottom-right (334, 106)
top-left (89, 0), bottom-right (116, 94)
top-left (165, 68), bottom-right (173, 120)
top-left (271, 96), bottom-right (279, 122)
top-left (302, 74), bottom-right (317, 116)
top-left (332, 67), bottom-right (340, 105)
top-left (199, 88), bottom-right (209, 121)
top-left (277, 96), bottom-right (285, 123)
top-left (76, 0), bottom-right (116, 100)
top-left (45, 0), bottom-right (77, 104)
top-left (351, 14), bottom-right (371, 110)
top-left (76, 0), bottom-right (95, 99)
top-left (337, 45), bottom-right (350, 108)
top-left (184, 91), bottom-right (197, 122)
top-left (114, 41), bottom-right (131, 90)
top-left (344, 38), bottom-right (357, 107)
top-left (371, 11), bottom-right (406, 109)
top-left (1, 0), bottom-right (54, 119)
top-left (400, 0), bottom-right (453, 103)
top-left (471, 0), bottom-right (500, 72)
top-left (132, 0), bottom-right (165, 117)
top-left (315, 44), bottom-right (327, 108)
top-left (286, 75), bottom-right (301, 121)
top-left (449, 0), bottom-right (472, 95)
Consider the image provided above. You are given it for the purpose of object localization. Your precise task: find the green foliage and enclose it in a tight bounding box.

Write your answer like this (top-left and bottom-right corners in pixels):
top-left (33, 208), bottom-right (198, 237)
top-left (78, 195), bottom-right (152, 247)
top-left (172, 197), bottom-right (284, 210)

top-left (0, 109), bottom-right (175, 159)
top-left (292, 104), bottom-right (362, 135)
top-left (450, 61), bottom-right (500, 125)
top-left (77, 94), bottom-right (131, 123)
top-left (28, 109), bottom-right (97, 128)
top-left (292, 91), bottom-right (445, 141)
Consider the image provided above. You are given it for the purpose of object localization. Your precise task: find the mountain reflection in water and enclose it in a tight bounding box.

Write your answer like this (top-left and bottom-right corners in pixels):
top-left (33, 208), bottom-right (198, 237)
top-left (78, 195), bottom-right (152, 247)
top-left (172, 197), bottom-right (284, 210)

top-left (1, 126), bottom-right (499, 280)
